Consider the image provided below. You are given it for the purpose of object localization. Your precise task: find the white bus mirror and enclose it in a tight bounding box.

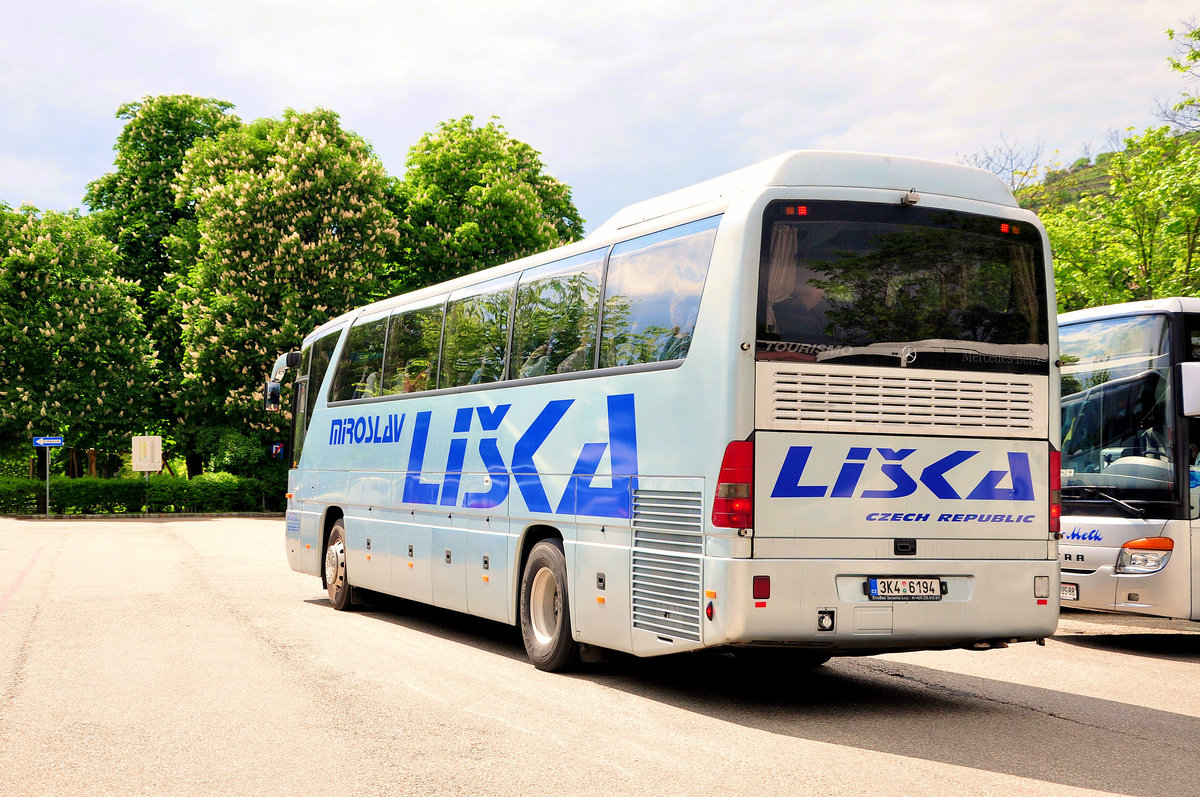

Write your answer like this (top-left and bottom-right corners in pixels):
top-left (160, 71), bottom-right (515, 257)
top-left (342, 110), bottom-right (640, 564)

top-left (270, 350), bottom-right (302, 382)
top-left (1180, 362), bottom-right (1200, 417)
top-left (264, 380), bottom-right (282, 412)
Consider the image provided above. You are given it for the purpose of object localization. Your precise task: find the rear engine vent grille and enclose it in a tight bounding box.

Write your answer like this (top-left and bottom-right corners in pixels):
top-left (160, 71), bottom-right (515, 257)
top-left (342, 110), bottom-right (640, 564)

top-left (759, 363), bottom-right (1044, 437)
top-left (632, 489), bottom-right (702, 643)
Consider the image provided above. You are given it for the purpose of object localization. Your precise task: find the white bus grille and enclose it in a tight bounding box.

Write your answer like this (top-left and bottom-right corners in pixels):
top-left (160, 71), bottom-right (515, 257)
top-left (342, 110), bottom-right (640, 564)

top-left (631, 489), bottom-right (702, 643)
top-left (757, 363), bottom-right (1044, 437)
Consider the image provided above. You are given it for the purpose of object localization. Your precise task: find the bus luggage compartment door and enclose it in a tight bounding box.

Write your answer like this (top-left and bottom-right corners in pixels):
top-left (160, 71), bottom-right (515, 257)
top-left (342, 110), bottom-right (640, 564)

top-left (753, 431), bottom-right (1051, 560)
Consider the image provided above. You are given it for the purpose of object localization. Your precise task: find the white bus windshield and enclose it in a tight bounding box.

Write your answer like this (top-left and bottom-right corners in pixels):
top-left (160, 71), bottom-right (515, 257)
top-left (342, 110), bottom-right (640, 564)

top-left (1059, 314), bottom-right (1176, 504)
top-left (756, 201), bottom-right (1049, 374)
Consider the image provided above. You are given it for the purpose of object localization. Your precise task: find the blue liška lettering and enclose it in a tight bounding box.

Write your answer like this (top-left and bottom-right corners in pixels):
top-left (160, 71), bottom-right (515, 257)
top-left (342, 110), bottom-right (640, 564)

top-left (772, 445), bottom-right (1035, 501)
top-left (326, 393), bottom-right (639, 519)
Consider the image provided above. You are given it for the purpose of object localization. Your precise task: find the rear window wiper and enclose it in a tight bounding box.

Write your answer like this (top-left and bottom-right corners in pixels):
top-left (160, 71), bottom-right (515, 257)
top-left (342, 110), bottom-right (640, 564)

top-left (1061, 485), bottom-right (1145, 518)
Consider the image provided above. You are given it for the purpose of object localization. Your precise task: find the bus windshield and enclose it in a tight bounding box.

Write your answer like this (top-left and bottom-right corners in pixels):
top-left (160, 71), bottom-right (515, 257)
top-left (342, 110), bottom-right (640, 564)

top-left (1059, 314), bottom-right (1176, 504)
top-left (756, 200), bottom-right (1049, 374)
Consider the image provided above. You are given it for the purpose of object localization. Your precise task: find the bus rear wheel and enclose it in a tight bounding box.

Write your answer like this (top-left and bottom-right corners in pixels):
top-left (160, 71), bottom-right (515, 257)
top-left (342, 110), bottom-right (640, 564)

top-left (520, 539), bottom-right (579, 672)
top-left (324, 520), bottom-right (354, 611)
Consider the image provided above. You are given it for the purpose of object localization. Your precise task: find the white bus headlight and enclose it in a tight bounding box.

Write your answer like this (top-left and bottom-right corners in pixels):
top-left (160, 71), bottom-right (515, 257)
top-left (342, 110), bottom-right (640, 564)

top-left (1115, 537), bottom-right (1173, 574)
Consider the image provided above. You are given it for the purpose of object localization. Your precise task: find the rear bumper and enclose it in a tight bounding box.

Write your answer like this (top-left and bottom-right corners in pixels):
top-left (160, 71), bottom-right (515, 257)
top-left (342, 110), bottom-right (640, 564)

top-left (701, 557), bottom-right (1060, 651)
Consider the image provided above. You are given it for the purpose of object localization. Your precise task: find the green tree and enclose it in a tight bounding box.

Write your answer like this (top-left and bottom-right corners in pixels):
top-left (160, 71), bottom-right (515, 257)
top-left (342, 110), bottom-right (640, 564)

top-left (171, 108), bottom-right (400, 476)
top-left (0, 205), bottom-right (155, 459)
top-left (83, 95), bottom-right (241, 448)
top-left (1043, 127), bottom-right (1200, 310)
top-left (1160, 19), bottom-right (1200, 131)
top-left (392, 116), bottom-right (585, 292)
top-left (84, 95), bottom-right (240, 290)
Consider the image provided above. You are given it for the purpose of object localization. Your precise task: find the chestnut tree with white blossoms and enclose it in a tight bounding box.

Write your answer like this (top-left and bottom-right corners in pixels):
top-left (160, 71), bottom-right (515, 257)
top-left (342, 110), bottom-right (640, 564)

top-left (0, 205), bottom-right (155, 457)
top-left (169, 108), bottom-right (400, 477)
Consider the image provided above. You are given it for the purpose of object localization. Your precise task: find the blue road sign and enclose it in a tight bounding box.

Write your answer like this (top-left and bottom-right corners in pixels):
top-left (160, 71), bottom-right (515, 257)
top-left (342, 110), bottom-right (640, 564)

top-left (33, 436), bottom-right (64, 447)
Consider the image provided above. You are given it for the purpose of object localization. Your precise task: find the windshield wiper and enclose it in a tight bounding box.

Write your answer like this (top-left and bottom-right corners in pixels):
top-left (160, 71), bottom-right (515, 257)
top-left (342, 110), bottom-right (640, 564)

top-left (1061, 486), bottom-right (1145, 518)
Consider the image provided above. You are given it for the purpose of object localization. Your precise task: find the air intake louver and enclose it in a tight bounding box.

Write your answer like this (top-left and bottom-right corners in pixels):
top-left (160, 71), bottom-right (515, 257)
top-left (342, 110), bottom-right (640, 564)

top-left (631, 489), bottom-right (703, 643)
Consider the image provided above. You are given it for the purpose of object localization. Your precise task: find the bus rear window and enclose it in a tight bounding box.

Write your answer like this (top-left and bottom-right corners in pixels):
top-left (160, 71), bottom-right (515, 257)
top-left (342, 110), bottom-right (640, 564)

top-left (756, 201), bottom-right (1049, 374)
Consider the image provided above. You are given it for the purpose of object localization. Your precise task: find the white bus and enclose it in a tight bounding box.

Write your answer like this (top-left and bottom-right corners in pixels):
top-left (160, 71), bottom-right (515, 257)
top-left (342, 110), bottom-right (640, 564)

top-left (268, 150), bottom-right (1061, 671)
top-left (1058, 298), bottom-right (1200, 621)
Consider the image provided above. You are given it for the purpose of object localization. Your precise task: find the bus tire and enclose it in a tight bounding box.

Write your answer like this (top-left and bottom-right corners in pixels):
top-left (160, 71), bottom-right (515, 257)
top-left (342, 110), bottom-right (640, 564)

top-left (520, 539), bottom-right (579, 672)
top-left (325, 520), bottom-right (354, 611)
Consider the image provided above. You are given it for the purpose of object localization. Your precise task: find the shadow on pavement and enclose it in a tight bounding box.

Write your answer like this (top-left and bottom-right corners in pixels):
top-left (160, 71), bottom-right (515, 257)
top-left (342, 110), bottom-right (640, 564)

top-left (308, 592), bottom-right (1200, 795)
top-left (1054, 632), bottom-right (1200, 664)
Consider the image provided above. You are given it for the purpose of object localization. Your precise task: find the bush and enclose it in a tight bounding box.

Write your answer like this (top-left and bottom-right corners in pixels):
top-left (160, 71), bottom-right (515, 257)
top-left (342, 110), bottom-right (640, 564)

top-left (188, 472), bottom-right (260, 512)
top-left (0, 473), bottom-right (266, 514)
top-left (0, 477), bottom-right (39, 514)
top-left (146, 474), bottom-right (189, 512)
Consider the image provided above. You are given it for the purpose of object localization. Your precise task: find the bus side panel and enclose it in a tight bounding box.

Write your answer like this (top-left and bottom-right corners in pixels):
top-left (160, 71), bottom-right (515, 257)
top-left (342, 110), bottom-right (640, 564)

top-left (429, 511), bottom-right (469, 614)
top-left (343, 472), bottom-right (393, 593)
top-left (464, 510), bottom-right (511, 624)
top-left (390, 510), bottom-right (433, 604)
top-left (569, 518), bottom-right (633, 654)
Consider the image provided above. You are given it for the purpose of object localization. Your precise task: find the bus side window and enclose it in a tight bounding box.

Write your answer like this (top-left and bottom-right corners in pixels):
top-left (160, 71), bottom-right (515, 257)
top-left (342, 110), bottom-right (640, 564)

top-left (382, 301), bottom-right (444, 395)
top-left (599, 215), bottom-right (719, 369)
top-left (307, 331), bottom-right (340, 417)
top-left (511, 250), bottom-right (605, 379)
top-left (329, 316), bottom-right (389, 402)
top-left (441, 276), bottom-right (517, 389)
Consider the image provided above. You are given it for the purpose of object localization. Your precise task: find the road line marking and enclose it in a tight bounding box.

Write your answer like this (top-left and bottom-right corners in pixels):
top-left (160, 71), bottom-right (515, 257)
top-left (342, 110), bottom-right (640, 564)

top-left (0, 547), bottom-right (43, 615)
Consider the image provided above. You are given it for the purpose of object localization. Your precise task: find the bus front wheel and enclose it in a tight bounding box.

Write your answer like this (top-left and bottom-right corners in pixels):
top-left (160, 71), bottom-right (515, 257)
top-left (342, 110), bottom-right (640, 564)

top-left (519, 539), bottom-right (579, 672)
top-left (324, 520), bottom-right (354, 611)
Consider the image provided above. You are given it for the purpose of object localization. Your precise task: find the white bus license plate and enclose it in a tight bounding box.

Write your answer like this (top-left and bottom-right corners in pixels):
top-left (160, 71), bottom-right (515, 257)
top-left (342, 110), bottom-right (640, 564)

top-left (867, 577), bottom-right (943, 601)
top-left (1061, 582), bottom-right (1079, 601)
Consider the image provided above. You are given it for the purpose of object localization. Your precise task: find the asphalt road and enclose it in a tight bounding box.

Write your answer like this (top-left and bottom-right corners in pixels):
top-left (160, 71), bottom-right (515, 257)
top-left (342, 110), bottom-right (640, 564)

top-left (1, 517), bottom-right (1198, 796)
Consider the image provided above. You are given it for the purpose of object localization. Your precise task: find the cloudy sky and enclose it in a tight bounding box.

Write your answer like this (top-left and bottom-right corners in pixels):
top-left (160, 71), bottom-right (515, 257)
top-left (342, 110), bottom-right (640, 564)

top-left (2, 0), bottom-right (1192, 232)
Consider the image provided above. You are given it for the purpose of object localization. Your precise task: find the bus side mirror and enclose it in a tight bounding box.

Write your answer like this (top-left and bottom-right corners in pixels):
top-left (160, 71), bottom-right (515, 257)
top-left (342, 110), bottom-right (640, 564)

top-left (265, 380), bottom-right (282, 412)
top-left (1181, 363), bottom-right (1200, 417)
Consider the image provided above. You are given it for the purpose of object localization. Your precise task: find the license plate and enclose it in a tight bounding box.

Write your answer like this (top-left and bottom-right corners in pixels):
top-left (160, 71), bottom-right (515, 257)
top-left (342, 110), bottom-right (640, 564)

top-left (867, 577), bottom-right (943, 601)
top-left (1061, 582), bottom-right (1078, 601)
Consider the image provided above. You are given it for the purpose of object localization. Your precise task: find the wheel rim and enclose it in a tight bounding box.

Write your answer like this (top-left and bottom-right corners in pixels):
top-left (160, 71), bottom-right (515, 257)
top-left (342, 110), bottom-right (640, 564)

top-left (529, 566), bottom-right (561, 646)
top-left (326, 539), bottom-right (346, 600)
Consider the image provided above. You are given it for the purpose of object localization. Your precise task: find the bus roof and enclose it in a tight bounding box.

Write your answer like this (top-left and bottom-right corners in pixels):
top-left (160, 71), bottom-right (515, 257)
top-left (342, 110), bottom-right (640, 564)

top-left (305, 149), bottom-right (1018, 344)
top-left (589, 149), bottom-right (1017, 237)
top-left (1060, 297), bottom-right (1200, 324)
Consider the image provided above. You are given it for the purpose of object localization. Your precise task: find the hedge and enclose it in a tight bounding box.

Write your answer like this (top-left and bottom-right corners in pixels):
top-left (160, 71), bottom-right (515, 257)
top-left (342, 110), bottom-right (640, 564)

top-left (0, 473), bottom-right (271, 515)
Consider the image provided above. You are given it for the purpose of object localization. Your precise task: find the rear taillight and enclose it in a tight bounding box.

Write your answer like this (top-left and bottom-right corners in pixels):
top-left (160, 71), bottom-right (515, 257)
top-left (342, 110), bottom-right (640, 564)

top-left (1049, 448), bottom-right (1061, 537)
top-left (712, 440), bottom-right (753, 528)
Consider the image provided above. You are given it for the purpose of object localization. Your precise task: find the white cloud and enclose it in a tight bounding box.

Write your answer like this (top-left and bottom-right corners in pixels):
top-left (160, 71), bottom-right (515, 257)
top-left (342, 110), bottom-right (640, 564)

top-left (0, 0), bottom-right (1190, 228)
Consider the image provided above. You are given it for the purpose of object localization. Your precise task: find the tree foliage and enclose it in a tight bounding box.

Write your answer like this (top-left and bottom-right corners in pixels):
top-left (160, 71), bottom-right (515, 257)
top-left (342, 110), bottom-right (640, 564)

top-left (4, 97), bottom-right (589, 478)
top-left (958, 133), bottom-right (1048, 194)
top-left (1040, 127), bottom-right (1200, 311)
top-left (83, 95), bottom-right (241, 440)
top-left (170, 108), bottom-right (400, 474)
top-left (1159, 19), bottom-right (1200, 131)
top-left (392, 116), bottom-right (585, 293)
top-left (84, 95), bottom-right (240, 290)
top-left (0, 206), bottom-right (154, 452)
